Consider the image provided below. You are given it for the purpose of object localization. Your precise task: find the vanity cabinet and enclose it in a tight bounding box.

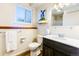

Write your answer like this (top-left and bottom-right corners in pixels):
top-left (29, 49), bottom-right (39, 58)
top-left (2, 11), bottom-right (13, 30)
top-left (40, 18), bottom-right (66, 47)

top-left (43, 38), bottom-right (79, 56)
top-left (43, 44), bottom-right (54, 56)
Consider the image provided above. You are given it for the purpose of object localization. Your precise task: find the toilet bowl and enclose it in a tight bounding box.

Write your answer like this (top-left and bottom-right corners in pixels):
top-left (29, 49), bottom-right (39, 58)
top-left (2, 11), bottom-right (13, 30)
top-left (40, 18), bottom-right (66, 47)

top-left (28, 42), bottom-right (41, 56)
top-left (28, 35), bottom-right (43, 56)
top-left (29, 35), bottom-right (43, 50)
top-left (29, 42), bottom-right (40, 51)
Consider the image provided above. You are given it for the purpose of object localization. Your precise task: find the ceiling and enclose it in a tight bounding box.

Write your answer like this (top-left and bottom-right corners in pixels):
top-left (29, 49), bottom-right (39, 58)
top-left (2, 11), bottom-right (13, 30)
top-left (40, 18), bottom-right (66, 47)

top-left (30, 3), bottom-right (78, 8)
top-left (29, 3), bottom-right (79, 15)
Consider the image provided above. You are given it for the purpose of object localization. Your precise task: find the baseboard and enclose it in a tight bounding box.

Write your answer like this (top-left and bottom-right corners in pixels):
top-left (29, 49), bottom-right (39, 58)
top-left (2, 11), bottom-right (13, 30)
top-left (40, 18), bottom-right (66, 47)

top-left (16, 50), bottom-right (30, 56)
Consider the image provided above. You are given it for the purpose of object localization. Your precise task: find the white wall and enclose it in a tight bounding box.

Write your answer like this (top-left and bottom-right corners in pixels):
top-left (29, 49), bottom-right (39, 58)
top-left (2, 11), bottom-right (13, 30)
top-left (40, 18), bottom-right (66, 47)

top-left (35, 4), bottom-right (79, 40)
top-left (50, 4), bottom-right (79, 40)
top-left (0, 3), bottom-right (37, 27)
top-left (63, 10), bottom-right (79, 26)
top-left (50, 5), bottom-right (79, 40)
top-left (0, 29), bottom-right (37, 55)
top-left (36, 4), bottom-right (52, 35)
top-left (63, 4), bottom-right (79, 26)
top-left (0, 3), bottom-right (16, 26)
top-left (50, 26), bottom-right (79, 40)
top-left (0, 3), bottom-right (37, 55)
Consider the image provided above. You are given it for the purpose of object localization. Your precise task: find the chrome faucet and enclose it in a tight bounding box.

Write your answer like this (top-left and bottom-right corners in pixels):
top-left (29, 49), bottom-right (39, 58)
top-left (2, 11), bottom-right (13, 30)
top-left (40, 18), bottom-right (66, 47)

top-left (58, 33), bottom-right (64, 38)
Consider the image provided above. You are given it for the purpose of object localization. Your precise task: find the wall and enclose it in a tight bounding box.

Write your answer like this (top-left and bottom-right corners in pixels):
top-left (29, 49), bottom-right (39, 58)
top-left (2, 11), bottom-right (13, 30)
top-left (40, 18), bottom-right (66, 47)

top-left (0, 29), bottom-right (37, 56)
top-left (63, 10), bottom-right (79, 26)
top-left (48, 5), bottom-right (79, 40)
top-left (63, 4), bottom-right (79, 26)
top-left (0, 3), bottom-right (37, 27)
top-left (50, 26), bottom-right (79, 40)
top-left (0, 3), bottom-right (37, 55)
top-left (49, 4), bottom-right (79, 40)
top-left (35, 4), bottom-right (79, 40)
top-left (34, 4), bottom-right (79, 41)
top-left (0, 3), bottom-right (16, 26)
top-left (30, 4), bottom-right (79, 46)
top-left (36, 4), bottom-right (52, 35)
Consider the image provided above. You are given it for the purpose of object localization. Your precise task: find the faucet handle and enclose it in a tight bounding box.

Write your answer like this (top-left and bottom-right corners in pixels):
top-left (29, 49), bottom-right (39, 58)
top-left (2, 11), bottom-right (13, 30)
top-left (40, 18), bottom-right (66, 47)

top-left (58, 34), bottom-right (64, 37)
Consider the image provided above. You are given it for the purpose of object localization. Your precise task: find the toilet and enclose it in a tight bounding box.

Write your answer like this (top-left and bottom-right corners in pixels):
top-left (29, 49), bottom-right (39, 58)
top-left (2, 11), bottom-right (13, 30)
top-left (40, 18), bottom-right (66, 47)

top-left (28, 35), bottom-right (43, 56)
top-left (37, 35), bottom-right (43, 45)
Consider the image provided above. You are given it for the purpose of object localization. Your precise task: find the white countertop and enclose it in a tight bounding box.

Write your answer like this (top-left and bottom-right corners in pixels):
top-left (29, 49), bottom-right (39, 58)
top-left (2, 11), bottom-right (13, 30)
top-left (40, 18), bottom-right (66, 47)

top-left (43, 35), bottom-right (79, 48)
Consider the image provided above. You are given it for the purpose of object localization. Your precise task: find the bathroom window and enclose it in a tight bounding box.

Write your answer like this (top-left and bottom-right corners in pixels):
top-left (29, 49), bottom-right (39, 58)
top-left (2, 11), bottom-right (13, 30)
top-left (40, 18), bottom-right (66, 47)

top-left (16, 6), bottom-right (32, 24)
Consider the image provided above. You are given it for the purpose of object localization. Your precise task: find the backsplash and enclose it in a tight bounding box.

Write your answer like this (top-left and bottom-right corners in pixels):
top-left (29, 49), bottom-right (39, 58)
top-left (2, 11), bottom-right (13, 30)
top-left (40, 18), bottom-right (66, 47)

top-left (50, 26), bottom-right (79, 40)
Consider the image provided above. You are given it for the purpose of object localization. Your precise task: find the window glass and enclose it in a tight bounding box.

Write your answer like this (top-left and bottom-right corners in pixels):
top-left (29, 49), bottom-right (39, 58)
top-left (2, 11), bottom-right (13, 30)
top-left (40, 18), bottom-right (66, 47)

top-left (25, 9), bottom-right (32, 23)
top-left (16, 7), bottom-right (25, 22)
top-left (16, 6), bottom-right (32, 23)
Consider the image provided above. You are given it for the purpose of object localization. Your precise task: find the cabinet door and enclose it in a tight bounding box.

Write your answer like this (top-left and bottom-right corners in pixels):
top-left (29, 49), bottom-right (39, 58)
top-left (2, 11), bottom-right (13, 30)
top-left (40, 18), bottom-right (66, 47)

top-left (43, 44), bottom-right (54, 56)
top-left (54, 49), bottom-right (68, 56)
top-left (43, 44), bottom-right (48, 56)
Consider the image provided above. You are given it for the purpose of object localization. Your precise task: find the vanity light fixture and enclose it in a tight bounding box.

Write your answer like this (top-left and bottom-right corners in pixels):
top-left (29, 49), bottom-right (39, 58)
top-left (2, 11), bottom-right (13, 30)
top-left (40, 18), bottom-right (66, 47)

top-left (53, 3), bottom-right (71, 12)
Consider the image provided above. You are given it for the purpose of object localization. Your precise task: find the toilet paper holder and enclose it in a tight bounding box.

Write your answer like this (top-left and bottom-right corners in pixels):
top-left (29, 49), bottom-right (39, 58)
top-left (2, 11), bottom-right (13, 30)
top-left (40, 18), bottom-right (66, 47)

top-left (20, 37), bottom-right (26, 44)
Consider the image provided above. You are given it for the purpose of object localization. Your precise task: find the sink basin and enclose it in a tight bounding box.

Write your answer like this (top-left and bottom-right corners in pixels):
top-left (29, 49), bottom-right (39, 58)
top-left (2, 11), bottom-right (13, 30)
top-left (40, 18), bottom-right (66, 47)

top-left (46, 35), bottom-right (58, 38)
top-left (46, 34), bottom-right (64, 39)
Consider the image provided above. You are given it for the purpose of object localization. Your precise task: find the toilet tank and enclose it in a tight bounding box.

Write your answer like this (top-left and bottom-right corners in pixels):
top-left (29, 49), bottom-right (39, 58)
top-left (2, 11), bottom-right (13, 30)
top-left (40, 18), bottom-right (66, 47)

top-left (37, 35), bottom-right (43, 44)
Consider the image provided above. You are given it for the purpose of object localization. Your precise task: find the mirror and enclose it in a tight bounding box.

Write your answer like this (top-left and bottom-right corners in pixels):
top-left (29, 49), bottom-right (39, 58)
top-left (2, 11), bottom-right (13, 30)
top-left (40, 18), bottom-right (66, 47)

top-left (52, 10), bottom-right (64, 26)
top-left (52, 12), bottom-right (63, 26)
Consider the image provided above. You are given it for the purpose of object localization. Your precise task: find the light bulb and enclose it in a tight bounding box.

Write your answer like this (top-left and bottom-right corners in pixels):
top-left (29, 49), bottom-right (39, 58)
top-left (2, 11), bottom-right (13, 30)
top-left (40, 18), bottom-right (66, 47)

top-left (59, 3), bottom-right (64, 8)
top-left (53, 4), bottom-right (58, 10)
top-left (64, 3), bottom-right (70, 6)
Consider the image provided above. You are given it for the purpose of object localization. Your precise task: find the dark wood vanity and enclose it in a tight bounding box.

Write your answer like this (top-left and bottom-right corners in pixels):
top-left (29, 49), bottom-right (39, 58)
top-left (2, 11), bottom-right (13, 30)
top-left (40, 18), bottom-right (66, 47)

top-left (43, 37), bottom-right (79, 56)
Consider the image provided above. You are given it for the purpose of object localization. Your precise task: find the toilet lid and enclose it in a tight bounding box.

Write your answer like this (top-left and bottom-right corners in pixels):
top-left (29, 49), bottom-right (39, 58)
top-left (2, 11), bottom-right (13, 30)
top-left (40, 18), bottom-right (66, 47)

top-left (28, 42), bottom-right (40, 50)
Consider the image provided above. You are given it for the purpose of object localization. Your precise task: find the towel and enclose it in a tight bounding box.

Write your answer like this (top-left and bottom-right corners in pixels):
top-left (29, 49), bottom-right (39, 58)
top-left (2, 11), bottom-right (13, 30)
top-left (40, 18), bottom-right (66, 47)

top-left (5, 30), bottom-right (18, 52)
